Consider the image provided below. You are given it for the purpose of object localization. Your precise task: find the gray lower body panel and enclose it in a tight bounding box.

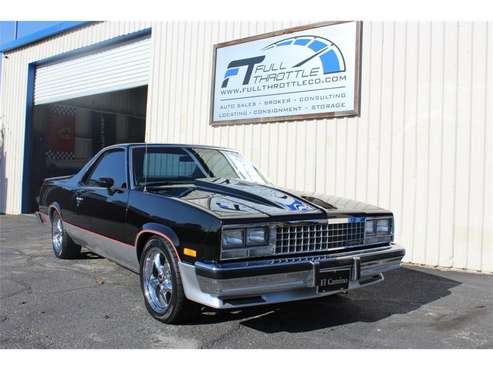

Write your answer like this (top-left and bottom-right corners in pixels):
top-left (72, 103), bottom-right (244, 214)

top-left (179, 244), bottom-right (405, 309)
top-left (65, 222), bottom-right (139, 272)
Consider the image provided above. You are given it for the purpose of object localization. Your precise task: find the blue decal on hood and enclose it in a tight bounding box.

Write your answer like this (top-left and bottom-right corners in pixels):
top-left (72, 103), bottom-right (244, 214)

top-left (281, 198), bottom-right (313, 212)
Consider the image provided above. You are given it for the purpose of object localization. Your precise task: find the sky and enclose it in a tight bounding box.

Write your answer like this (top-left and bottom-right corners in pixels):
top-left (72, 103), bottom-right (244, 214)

top-left (0, 21), bottom-right (62, 45)
top-left (0, 21), bottom-right (63, 82)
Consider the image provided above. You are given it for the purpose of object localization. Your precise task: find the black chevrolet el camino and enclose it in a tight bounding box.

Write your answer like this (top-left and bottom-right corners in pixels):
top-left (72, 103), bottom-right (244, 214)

top-left (37, 143), bottom-right (405, 323)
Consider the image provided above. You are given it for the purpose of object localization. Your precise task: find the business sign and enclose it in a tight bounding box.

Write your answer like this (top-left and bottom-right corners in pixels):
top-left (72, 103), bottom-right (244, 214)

top-left (210, 21), bottom-right (362, 125)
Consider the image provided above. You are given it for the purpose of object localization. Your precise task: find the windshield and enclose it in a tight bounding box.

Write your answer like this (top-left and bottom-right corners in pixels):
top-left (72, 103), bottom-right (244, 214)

top-left (131, 146), bottom-right (267, 187)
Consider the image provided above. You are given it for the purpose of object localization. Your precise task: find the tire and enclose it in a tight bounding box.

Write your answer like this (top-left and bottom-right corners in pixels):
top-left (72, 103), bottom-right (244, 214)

top-left (51, 210), bottom-right (81, 259)
top-left (140, 236), bottom-right (201, 324)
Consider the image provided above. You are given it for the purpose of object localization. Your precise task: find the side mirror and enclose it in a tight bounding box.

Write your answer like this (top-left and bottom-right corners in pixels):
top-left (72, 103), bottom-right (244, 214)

top-left (96, 177), bottom-right (114, 188)
top-left (110, 182), bottom-right (127, 195)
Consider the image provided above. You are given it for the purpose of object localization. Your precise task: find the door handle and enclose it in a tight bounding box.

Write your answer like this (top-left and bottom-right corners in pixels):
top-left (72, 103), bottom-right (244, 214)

top-left (75, 196), bottom-right (84, 206)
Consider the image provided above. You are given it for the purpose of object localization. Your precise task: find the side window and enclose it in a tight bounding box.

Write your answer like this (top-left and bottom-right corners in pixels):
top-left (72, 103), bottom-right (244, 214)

top-left (84, 150), bottom-right (126, 188)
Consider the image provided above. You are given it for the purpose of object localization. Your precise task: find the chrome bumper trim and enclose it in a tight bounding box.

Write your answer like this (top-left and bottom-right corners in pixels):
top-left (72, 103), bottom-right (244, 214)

top-left (179, 244), bottom-right (405, 309)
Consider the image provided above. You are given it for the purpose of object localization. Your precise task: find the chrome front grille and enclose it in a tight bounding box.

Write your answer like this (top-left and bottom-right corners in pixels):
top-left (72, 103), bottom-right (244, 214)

top-left (274, 219), bottom-right (365, 255)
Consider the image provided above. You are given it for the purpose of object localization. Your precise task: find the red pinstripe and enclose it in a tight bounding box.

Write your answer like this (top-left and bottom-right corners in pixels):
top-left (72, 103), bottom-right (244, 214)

top-left (135, 229), bottom-right (181, 262)
top-left (42, 207), bottom-right (181, 260)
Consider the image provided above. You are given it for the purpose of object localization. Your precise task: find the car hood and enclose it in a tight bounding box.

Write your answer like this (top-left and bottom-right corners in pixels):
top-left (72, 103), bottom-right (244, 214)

top-left (149, 178), bottom-right (390, 219)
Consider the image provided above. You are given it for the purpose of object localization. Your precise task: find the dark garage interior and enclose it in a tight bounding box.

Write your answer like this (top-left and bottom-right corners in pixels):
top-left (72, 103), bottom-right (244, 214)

top-left (26, 85), bottom-right (147, 212)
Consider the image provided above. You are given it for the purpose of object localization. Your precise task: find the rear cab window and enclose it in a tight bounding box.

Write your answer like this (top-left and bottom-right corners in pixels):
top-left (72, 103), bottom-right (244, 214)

top-left (131, 147), bottom-right (205, 187)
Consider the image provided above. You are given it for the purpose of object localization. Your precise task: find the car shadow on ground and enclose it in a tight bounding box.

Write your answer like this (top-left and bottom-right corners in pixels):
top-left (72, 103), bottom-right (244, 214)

top-left (191, 267), bottom-right (461, 333)
top-left (78, 251), bottom-right (104, 260)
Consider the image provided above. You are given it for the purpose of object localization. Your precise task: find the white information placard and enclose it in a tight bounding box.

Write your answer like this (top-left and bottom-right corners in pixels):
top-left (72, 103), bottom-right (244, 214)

top-left (210, 21), bottom-right (362, 125)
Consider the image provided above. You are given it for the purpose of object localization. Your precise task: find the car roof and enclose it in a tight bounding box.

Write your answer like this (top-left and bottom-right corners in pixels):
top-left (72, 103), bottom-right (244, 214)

top-left (103, 143), bottom-right (237, 152)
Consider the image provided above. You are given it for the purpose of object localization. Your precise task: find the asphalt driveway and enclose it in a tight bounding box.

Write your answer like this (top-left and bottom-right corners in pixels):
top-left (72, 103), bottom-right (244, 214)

top-left (1, 214), bottom-right (492, 349)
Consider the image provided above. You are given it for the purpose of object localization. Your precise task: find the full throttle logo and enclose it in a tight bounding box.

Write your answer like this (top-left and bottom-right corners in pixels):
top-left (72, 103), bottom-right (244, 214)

top-left (221, 35), bottom-right (346, 88)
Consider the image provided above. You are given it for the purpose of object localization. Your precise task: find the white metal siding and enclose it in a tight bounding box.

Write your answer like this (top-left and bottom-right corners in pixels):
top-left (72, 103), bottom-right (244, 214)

top-left (34, 36), bottom-right (151, 105)
top-left (0, 21), bottom-right (152, 215)
top-left (145, 21), bottom-right (492, 273)
top-left (0, 21), bottom-right (491, 273)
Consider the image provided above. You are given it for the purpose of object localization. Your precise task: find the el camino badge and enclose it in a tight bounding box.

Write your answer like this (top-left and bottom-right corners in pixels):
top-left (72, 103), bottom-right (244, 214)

top-left (317, 269), bottom-right (350, 293)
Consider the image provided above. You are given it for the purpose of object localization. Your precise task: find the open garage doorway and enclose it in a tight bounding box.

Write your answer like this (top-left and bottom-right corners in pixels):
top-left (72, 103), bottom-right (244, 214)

top-left (26, 86), bottom-right (147, 212)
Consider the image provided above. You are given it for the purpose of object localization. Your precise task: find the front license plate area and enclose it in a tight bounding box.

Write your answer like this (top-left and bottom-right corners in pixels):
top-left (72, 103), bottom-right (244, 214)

top-left (317, 269), bottom-right (350, 293)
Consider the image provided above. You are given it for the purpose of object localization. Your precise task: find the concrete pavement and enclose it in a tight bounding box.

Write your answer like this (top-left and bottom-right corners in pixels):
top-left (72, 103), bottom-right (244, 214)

top-left (1, 214), bottom-right (492, 348)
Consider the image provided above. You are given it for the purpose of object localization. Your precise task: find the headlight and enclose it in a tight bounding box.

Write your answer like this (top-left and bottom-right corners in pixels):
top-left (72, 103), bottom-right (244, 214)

top-left (365, 219), bottom-right (375, 233)
top-left (376, 219), bottom-right (390, 233)
top-left (246, 227), bottom-right (268, 246)
top-left (221, 229), bottom-right (244, 249)
top-left (221, 226), bottom-right (274, 260)
top-left (364, 217), bottom-right (393, 245)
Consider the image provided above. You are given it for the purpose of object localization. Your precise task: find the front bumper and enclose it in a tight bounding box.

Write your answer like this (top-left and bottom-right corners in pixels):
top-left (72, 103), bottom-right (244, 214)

top-left (179, 244), bottom-right (405, 309)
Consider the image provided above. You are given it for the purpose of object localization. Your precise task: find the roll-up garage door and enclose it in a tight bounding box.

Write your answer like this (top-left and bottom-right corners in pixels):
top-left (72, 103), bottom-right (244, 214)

top-left (34, 36), bottom-right (151, 105)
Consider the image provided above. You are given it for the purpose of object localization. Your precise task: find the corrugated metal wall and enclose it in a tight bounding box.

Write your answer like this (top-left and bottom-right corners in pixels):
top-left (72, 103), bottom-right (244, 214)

top-left (0, 21), bottom-right (491, 272)
top-left (0, 21), bottom-right (151, 215)
top-left (145, 21), bottom-right (492, 272)
top-left (34, 36), bottom-right (151, 104)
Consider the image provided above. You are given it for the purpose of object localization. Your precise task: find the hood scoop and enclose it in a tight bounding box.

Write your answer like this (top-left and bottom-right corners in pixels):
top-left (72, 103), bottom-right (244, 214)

top-left (194, 178), bottom-right (316, 213)
top-left (300, 195), bottom-right (337, 210)
top-left (194, 178), bottom-right (282, 208)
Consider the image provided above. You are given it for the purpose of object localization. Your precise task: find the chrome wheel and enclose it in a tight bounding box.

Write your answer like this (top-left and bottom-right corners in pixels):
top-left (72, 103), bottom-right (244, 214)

top-left (52, 214), bottom-right (63, 254)
top-left (143, 248), bottom-right (173, 314)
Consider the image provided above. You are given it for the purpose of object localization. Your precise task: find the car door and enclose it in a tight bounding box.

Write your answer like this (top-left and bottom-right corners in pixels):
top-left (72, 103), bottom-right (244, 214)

top-left (75, 148), bottom-right (136, 269)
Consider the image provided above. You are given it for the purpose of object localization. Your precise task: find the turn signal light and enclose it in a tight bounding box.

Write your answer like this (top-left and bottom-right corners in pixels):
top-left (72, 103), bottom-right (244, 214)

top-left (183, 248), bottom-right (197, 257)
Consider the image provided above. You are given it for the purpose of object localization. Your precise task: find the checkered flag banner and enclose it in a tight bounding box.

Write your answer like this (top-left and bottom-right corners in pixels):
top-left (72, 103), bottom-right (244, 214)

top-left (48, 104), bottom-right (77, 117)
top-left (46, 104), bottom-right (76, 158)
top-left (45, 149), bottom-right (75, 161)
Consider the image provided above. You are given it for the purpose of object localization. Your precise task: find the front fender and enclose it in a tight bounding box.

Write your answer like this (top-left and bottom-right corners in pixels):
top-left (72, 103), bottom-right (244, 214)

top-left (137, 222), bottom-right (181, 248)
top-left (134, 223), bottom-right (182, 262)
